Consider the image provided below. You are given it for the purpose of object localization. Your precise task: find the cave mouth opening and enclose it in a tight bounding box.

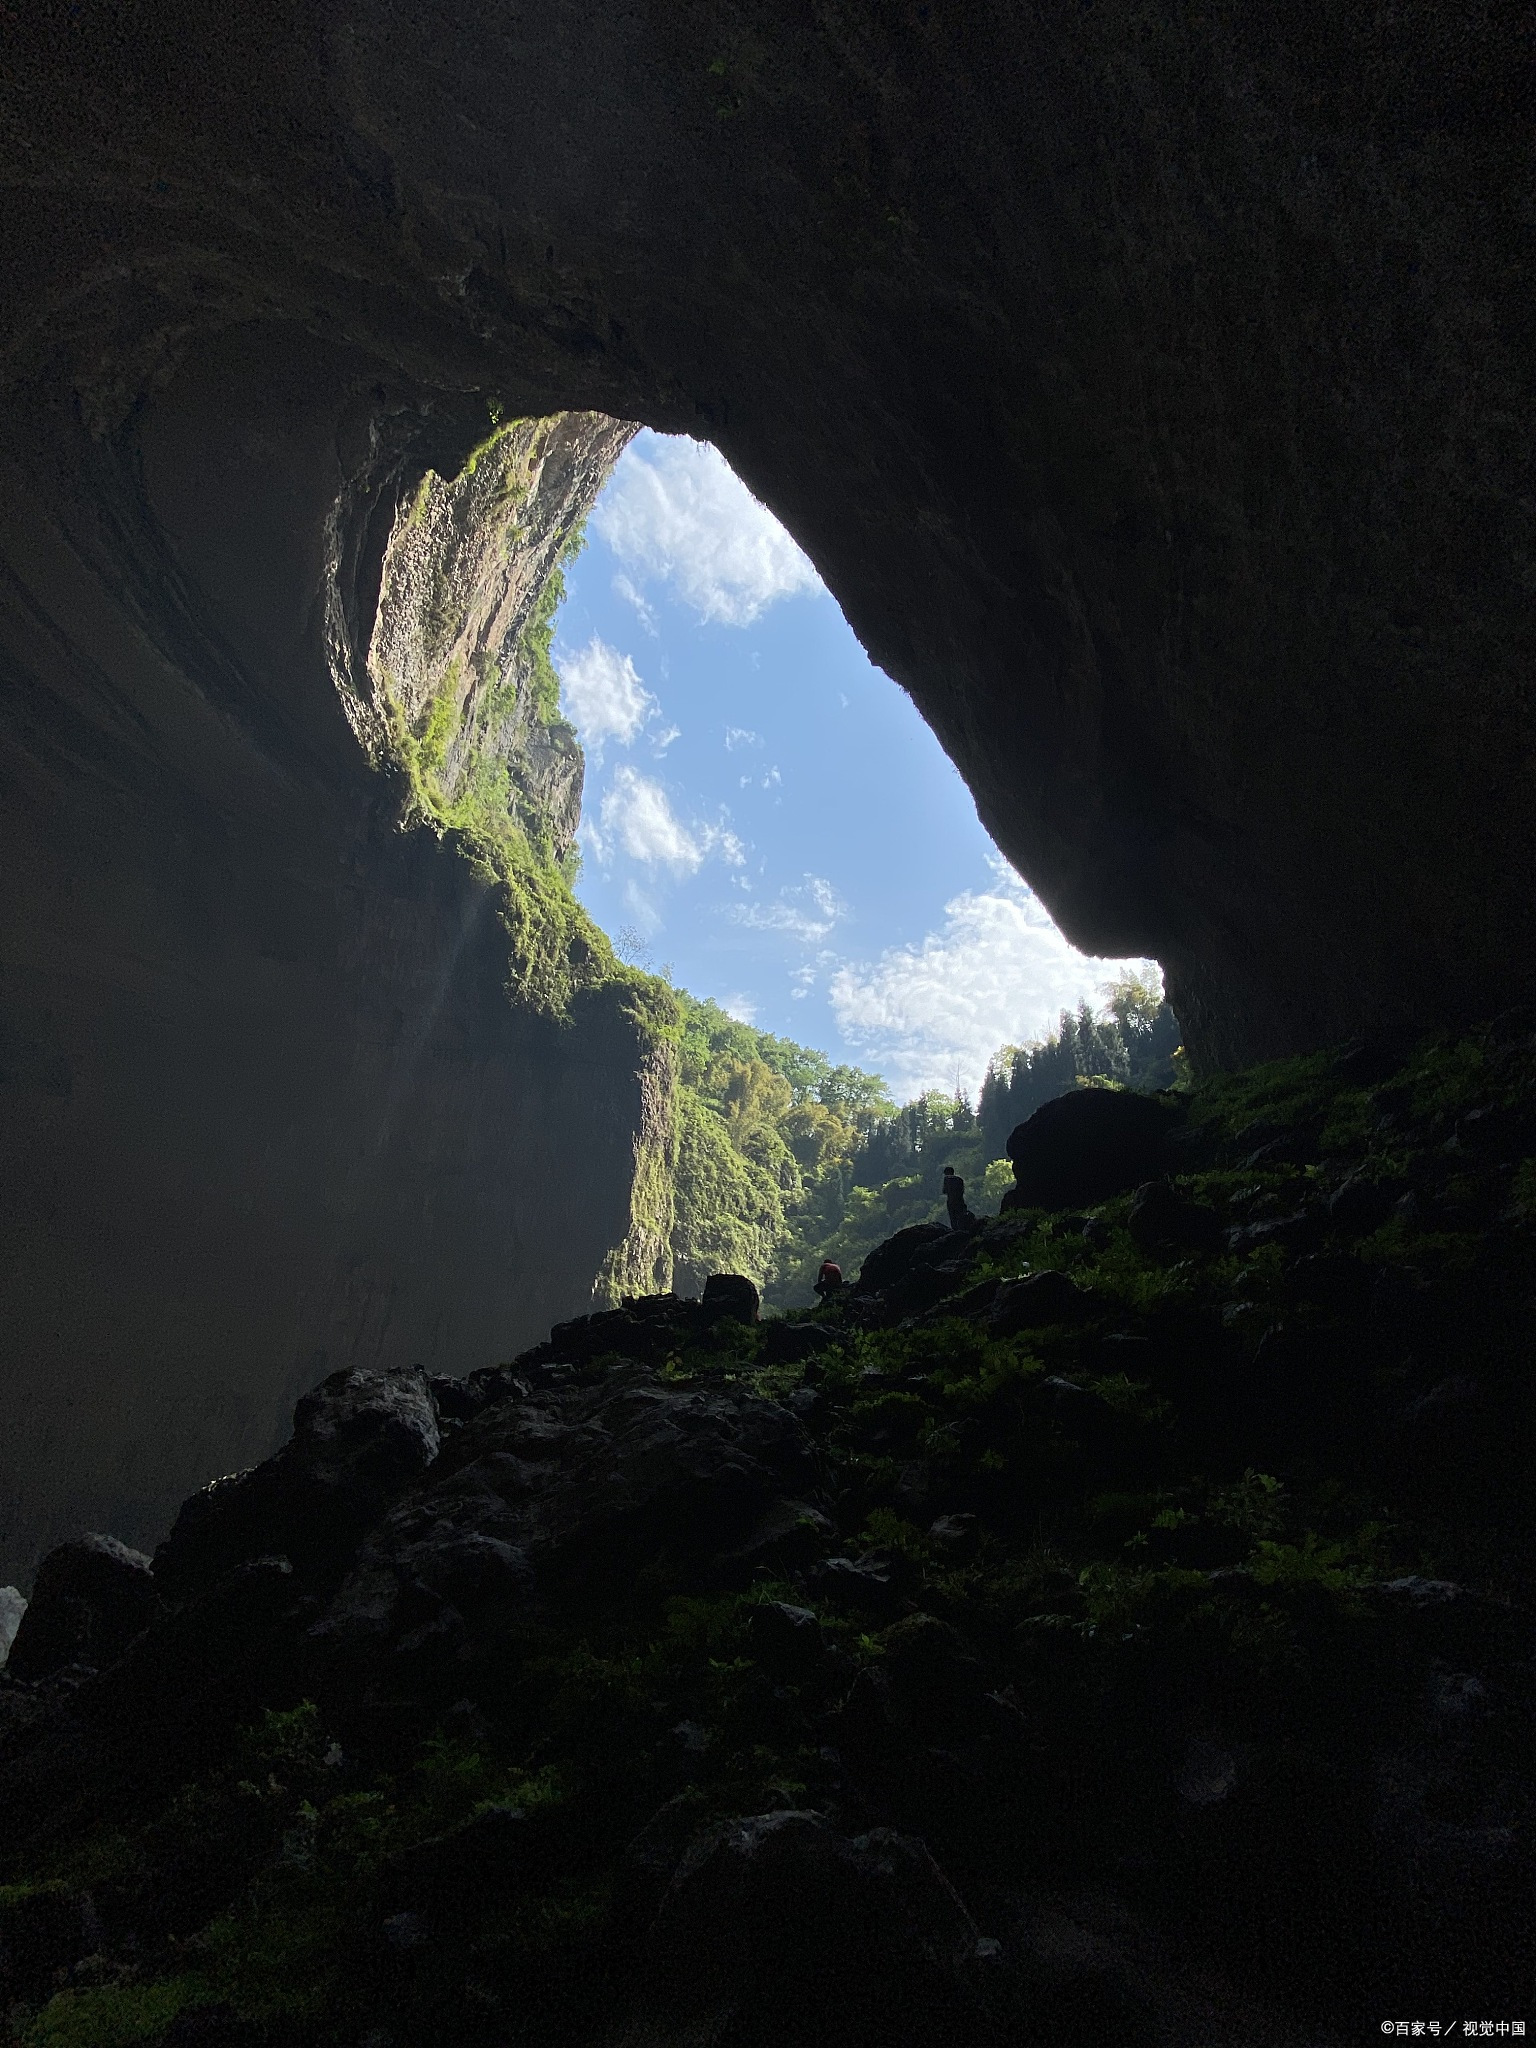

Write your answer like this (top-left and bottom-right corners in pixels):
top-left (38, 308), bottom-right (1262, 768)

top-left (368, 403), bottom-right (1179, 1321)
top-left (381, 408), bottom-right (1166, 1113)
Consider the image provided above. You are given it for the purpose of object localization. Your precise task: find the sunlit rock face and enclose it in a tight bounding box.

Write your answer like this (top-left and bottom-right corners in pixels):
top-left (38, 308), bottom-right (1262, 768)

top-left (0, 6), bottom-right (1529, 1565)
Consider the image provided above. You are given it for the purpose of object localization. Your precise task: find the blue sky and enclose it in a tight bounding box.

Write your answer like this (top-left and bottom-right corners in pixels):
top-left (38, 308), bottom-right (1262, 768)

top-left (555, 430), bottom-right (1151, 1100)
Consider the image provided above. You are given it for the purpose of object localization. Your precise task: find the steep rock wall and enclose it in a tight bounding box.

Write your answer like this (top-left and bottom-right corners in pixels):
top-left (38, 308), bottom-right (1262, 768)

top-left (0, 323), bottom-right (658, 1584)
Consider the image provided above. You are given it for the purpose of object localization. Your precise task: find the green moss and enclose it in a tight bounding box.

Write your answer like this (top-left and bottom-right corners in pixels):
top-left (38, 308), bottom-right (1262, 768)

top-left (521, 519), bottom-right (586, 729)
top-left (20, 1982), bottom-right (207, 2048)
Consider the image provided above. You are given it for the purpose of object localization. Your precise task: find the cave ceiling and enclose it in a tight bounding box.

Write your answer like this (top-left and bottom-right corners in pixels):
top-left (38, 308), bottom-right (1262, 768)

top-left (3, 0), bottom-right (1532, 1065)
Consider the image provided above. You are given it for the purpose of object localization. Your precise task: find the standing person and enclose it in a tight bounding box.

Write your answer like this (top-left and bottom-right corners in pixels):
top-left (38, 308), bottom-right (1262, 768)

top-left (942, 1164), bottom-right (976, 1231)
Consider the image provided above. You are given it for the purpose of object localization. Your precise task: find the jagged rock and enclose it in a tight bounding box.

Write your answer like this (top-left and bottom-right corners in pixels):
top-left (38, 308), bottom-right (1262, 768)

top-left (701, 1272), bottom-right (761, 1324)
top-left (805, 1555), bottom-right (906, 1622)
top-left (747, 1601), bottom-right (829, 1682)
top-left (153, 1365), bottom-right (441, 1601)
top-left (987, 1271), bottom-right (1093, 1335)
top-left (378, 1802), bottom-right (531, 1927)
top-left (5, 1534), bottom-right (159, 1682)
top-left (0, 1556), bottom-right (301, 1851)
top-left (310, 1364), bottom-right (818, 1672)
top-left (0, 1586), bottom-right (25, 1665)
top-left (714, 1498), bottom-right (836, 1586)
top-left (855, 1225), bottom-right (952, 1294)
top-left (928, 1514), bottom-right (980, 1558)
top-left (841, 1615), bottom-right (987, 1753)
top-left (427, 1374), bottom-right (489, 1424)
top-left (1326, 1172), bottom-right (1400, 1233)
top-left (1004, 1091), bottom-right (1180, 1212)
top-left (647, 1809), bottom-right (995, 2047)
top-left (1125, 1181), bottom-right (1221, 1256)
top-left (1223, 1210), bottom-right (1321, 1255)
top-left (509, 1291), bottom-right (734, 1375)
top-left (760, 1320), bottom-right (835, 1366)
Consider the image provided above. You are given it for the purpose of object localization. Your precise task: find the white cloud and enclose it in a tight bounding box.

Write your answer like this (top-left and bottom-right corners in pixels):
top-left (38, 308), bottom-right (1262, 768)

top-left (599, 768), bottom-right (703, 873)
top-left (725, 727), bottom-right (761, 751)
top-left (651, 724), bottom-right (681, 754)
top-left (721, 993), bottom-right (758, 1025)
top-left (702, 820), bottom-right (748, 868)
top-left (734, 873), bottom-right (846, 945)
top-left (557, 636), bottom-right (655, 752)
top-left (593, 434), bottom-right (823, 626)
top-left (612, 573), bottom-right (658, 636)
top-left (828, 858), bottom-right (1157, 1100)
top-left (594, 770), bottom-right (748, 877)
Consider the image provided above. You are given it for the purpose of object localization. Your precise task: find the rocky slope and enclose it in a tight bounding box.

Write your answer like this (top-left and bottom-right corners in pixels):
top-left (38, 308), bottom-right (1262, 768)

top-left (3, 1021), bottom-right (1531, 2044)
top-left (0, 335), bottom-right (663, 1587)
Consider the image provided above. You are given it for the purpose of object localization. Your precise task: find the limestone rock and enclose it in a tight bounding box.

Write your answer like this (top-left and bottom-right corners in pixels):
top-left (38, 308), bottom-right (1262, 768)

top-left (5, 1533), bottom-right (158, 1682)
top-left (700, 1272), bottom-right (761, 1325)
top-left (1126, 1181), bottom-right (1221, 1256)
top-left (1005, 1092), bottom-right (1180, 1212)
top-left (309, 1363), bottom-right (819, 1671)
top-left (0, 1587), bottom-right (24, 1666)
top-left (988, 1271), bottom-right (1094, 1334)
top-left (153, 1365), bottom-right (441, 1601)
top-left (648, 1809), bottom-right (994, 2048)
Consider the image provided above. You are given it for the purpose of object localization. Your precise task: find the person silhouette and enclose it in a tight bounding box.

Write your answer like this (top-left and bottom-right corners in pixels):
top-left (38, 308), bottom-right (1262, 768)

top-left (942, 1164), bottom-right (976, 1231)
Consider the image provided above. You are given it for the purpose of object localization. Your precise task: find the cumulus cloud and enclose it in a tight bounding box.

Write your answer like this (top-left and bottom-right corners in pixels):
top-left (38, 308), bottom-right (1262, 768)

top-left (593, 433), bottom-right (823, 626)
top-left (599, 768), bottom-right (703, 872)
top-left (721, 993), bottom-right (758, 1024)
top-left (558, 636), bottom-right (656, 752)
top-left (828, 858), bottom-right (1156, 1099)
top-left (734, 874), bottom-right (846, 945)
top-left (725, 727), bottom-right (761, 751)
top-left (594, 769), bottom-right (747, 877)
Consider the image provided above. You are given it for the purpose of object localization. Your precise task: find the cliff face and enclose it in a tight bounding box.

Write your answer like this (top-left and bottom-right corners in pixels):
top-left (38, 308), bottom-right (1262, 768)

top-left (0, 324), bottom-right (659, 1585)
top-left (367, 411), bottom-right (637, 865)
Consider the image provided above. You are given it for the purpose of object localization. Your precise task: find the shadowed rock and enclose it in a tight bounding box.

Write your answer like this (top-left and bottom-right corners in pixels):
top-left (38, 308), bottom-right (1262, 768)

top-left (1004, 1091), bottom-right (1181, 1212)
top-left (648, 1809), bottom-right (996, 2048)
top-left (5, 1534), bottom-right (159, 1682)
top-left (153, 1365), bottom-right (441, 1602)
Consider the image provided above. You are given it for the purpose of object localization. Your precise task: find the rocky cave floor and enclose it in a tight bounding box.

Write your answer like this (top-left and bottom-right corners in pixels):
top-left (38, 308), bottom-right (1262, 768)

top-left (3, 1020), bottom-right (1536, 2047)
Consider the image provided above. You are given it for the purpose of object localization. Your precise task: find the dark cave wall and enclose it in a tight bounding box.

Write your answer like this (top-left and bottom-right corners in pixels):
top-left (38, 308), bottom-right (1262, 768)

top-left (0, 329), bottom-right (652, 1583)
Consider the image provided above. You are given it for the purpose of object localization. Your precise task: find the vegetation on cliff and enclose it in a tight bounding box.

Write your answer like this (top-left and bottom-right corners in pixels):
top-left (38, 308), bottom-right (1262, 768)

top-left (3, 1015), bottom-right (1533, 2043)
top-left (370, 409), bottom-right (637, 1020)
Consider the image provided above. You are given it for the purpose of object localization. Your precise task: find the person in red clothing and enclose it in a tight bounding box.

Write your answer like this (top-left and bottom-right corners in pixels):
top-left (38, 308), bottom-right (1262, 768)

top-left (813, 1259), bottom-right (843, 1299)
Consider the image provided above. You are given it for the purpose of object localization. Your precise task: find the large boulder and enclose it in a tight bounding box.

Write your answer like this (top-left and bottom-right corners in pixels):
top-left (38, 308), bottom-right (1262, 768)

top-left (701, 1272), bottom-right (762, 1325)
top-left (1004, 1091), bottom-right (1181, 1212)
top-left (309, 1363), bottom-right (820, 1681)
top-left (4, 1533), bottom-right (159, 1681)
top-left (153, 1365), bottom-right (441, 1601)
top-left (647, 1808), bottom-right (997, 2048)
top-left (855, 1225), bottom-right (953, 1294)
top-left (0, 1587), bottom-right (24, 1666)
